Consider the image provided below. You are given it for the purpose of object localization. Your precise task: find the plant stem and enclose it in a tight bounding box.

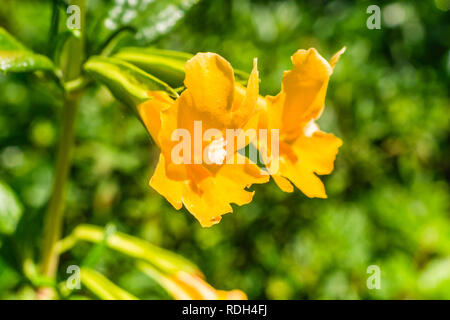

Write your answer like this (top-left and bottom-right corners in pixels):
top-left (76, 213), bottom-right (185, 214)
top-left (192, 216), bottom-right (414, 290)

top-left (40, 0), bottom-right (86, 280)
top-left (40, 96), bottom-right (79, 278)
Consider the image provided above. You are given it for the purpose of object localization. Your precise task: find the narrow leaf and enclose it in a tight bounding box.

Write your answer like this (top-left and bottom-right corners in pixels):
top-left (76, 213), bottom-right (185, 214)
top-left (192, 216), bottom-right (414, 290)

top-left (81, 267), bottom-right (138, 300)
top-left (114, 47), bottom-right (192, 87)
top-left (84, 56), bottom-right (177, 111)
top-left (0, 28), bottom-right (55, 74)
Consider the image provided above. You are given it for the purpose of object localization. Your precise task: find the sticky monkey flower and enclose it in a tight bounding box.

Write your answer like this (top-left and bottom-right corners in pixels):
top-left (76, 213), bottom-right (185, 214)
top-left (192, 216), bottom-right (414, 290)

top-left (138, 52), bottom-right (268, 227)
top-left (257, 47), bottom-right (345, 198)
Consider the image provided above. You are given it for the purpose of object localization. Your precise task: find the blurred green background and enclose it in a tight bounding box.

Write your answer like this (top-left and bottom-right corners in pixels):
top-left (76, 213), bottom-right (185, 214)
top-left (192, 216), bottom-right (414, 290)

top-left (0, 0), bottom-right (449, 299)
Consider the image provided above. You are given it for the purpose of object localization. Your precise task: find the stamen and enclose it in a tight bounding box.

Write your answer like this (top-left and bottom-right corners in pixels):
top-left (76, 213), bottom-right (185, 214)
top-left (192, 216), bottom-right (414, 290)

top-left (207, 137), bottom-right (227, 165)
top-left (303, 119), bottom-right (319, 137)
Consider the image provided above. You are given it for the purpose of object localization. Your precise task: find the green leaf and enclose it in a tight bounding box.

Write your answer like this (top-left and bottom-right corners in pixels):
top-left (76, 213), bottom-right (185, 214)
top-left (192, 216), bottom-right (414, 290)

top-left (58, 224), bottom-right (199, 275)
top-left (0, 181), bottom-right (23, 235)
top-left (84, 56), bottom-right (177, 111)
top-left (0, 28), bottom-right (55, 74)
top-left (114, 47), bottom-right (192, 87)
top-left (81, 267), bottom-right (138, 300)
top-left (94, 0), bottom-right (199, 45)
top-left (97, 27), bottom-right (136, 57)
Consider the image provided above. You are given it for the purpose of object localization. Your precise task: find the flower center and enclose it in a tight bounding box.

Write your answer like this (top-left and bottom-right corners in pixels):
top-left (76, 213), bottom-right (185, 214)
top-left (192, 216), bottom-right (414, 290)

top-left (303, 119), bottom-right (319, 137)
top-left (207, 137), bottom-right (227, 165)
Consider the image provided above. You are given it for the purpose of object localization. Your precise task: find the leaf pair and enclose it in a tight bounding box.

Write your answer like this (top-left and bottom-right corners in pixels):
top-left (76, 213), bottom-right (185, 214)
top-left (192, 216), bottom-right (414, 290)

top-left (83, 46), bottom-right (190, 114)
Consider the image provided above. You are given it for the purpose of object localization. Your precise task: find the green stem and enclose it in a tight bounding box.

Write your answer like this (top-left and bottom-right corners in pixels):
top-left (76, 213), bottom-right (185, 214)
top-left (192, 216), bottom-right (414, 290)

top-left (40, 0), bottom-right (86, 280)
top-left (40, 96), bottom-right (79, 278)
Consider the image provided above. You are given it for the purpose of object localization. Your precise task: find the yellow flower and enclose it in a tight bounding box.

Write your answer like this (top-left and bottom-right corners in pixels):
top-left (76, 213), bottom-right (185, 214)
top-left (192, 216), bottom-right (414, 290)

top-left (167, 271), bottom-right (247, 300)
top-left (257, 48), bottom-right (345, 198)
top-left (139, 264), bottom-right (247, 300)
top-left (138, 53), bottom-right (268, 227)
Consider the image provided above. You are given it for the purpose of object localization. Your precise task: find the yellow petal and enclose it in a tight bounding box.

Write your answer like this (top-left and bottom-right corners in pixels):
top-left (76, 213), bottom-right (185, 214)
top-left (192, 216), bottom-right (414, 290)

top-left (172, 155), bottom-right (264, 227)
top-left (272, 174), bottom-right (294, 193)
top-left (217, 289), bottom-right (248, 300)
top-left (182, 171), bottom-right (254, 227)
top-left (265, 48), bottom-right (344, 141)
top-left (292, 129), bottom-right (343, 175)
top-left (161, 275), bottom-right (197, 300)
top-left (279, 159), bottom-right (327, 198)
top-left (150, 154), bottom-right (245, 227)
top-left (281, 48), bottom-right (333, 136)
top-left (180, 178), bottom-right (232, 227)
top-left (231, 58), bottom-right (259, 129)
top-left (149, 154), bottom-right (184, 210)
top-left (218, 153), bottom-right (269, 187)
top-left (137, 91), bottom-right (174, 144)
top-left (330, 47), bottom-right (346, 68)
top-left (158, 93), bottom-right (191, 180)
top-left (272, 128), bottom-right (342, 197)
top-left (172, 271), bottom-right (247, 300)
top-left (184, 52), bottom-right (235, 129)
top-left (174, 271), bottom-right (218, 300)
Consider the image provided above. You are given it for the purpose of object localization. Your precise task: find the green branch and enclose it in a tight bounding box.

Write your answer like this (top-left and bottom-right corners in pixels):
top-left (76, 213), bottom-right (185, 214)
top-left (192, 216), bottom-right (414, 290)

top-left (40, 0), bottom-right (86, 282)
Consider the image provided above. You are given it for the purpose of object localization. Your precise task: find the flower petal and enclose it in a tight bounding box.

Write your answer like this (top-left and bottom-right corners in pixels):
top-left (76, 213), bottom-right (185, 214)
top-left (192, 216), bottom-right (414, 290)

top-left (281, 48), bottom-right (333, 136)
top-left (180, 177), bottom-right (233, 227)
top-left (218, 153), bottom-right (269, 187)
top-left (183, 167), bottom-right (256, 227)
top-left (292, 129), bottom-right (343, 175)
top-left (272, 174), bottom-right (294, 193)
top-left (149, 154), bottom-right (184, 210)
top-left (184, 52), bottom-right (235, 129)
top-left (158, 93), bottom-right (191, 180)
top-left (174, 271), bottom-right (218, 300)
top-left (137, 91), bottom-right (174, 144)
top-left (266, 48), bottom-right (344, 140)
top-left (272, 129), bottom-right (342, 197)
top-left (231, 58), bottom-right (259, 129)
top-left (329, 47), bottom-right (346, 68)
top-left (279, 158), bottom-right (327, 198)
top-left (217, 289), bottom-right (247, 300)
top-left (150, 154), bottom-right (261, 227)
